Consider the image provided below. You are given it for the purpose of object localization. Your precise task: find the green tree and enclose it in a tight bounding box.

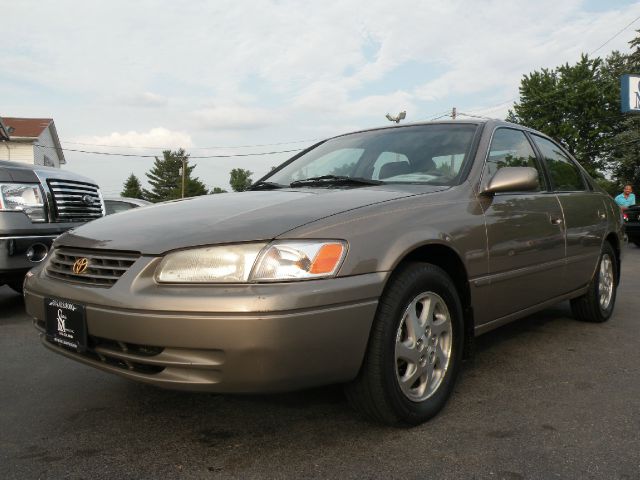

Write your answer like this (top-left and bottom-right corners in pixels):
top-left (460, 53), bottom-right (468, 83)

top-left (211, 186), bottom-right (228, 194)
top-left (229, 168), bottom-right (253, 192)
top-left (143, 149), bottom-right (208, 202)
top-left (609, 31), bottom-right (640, 189)
top-left (507, 53), bottom-right (627, 176)
top-left (120, 173), bottom-right (144, 199)
top-left (629, 28), bottom-right (640, 66)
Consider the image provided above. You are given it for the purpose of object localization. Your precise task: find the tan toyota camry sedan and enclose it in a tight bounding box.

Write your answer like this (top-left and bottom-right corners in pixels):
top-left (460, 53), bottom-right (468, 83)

top-left (24, 120), bottom-right (623, 426)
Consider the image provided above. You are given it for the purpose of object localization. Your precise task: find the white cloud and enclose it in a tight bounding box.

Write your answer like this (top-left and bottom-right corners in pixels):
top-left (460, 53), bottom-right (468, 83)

top-left (73, 128), bottom-right (192, 149)
top-left (123, 92), bottom-right (168, 108)
top-left (5, 0), bottom-right (640, 194)
top-left (192, 105), bottom-right (281, 130)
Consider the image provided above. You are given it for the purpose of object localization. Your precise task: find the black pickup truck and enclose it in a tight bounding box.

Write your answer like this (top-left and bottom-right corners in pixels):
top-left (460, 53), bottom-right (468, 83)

top-left (0, 160), bottom-right (104, 292)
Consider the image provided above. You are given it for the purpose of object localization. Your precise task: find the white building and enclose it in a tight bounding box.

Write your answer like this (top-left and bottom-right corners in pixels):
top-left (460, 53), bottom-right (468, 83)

top-left (0, 117), bottom-right (66, 168)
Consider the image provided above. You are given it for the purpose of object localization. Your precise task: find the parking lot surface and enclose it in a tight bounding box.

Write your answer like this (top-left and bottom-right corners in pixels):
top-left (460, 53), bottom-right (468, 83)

top-left (1, 246), bottom-right (640, 479)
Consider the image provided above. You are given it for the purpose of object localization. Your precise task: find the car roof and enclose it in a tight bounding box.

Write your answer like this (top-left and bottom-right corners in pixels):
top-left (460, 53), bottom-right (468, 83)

top-left (323, 118), bottom-right (538, 141)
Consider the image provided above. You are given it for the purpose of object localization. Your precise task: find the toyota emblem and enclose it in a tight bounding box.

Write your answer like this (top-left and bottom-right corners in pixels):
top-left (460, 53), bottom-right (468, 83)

top-left (72, 258), bottom-right (89, 274)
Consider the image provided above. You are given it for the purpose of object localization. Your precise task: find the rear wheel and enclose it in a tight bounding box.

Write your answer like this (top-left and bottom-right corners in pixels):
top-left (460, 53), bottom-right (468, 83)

top-left (345, 263), bottom-right (464, 426)
top-left (570, 242), bottom-right (617, 323)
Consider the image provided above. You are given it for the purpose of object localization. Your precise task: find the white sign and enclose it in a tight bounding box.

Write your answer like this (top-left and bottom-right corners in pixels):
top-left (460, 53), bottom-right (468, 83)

top-left (621, 74), bottom-right (640, 113)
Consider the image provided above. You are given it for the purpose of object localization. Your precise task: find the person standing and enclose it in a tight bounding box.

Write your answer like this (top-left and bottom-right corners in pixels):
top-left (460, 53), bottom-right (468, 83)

top-left (615, 184), bottom-right (636, 209)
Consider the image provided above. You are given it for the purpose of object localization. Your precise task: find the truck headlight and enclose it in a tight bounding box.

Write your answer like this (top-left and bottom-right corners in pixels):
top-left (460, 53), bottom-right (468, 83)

top-left (0, 183), bottom-right (47, 222)
top-left (155, 240), bottom-right (347, 283)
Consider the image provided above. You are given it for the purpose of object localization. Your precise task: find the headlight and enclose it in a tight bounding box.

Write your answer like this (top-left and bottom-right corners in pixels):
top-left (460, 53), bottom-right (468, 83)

top-left (155, 243), bottom-right (266, 283)
top-left (155, 240), bottom-right (347, 283)
top-left (0, 183), bottom-right (46, 222)
top-left (251, 240), bottom-right (346, 281)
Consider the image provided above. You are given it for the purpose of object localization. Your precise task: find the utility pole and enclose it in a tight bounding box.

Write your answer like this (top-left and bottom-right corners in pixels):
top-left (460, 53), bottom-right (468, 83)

top-left (181, 157), bottom-right (186, 198)
top-left (451, 107), bottom-right (457, 120)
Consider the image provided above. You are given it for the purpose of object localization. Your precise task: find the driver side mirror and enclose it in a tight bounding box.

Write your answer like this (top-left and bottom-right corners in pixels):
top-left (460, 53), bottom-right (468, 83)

top-left (482, 167), bottom-right (539, 195)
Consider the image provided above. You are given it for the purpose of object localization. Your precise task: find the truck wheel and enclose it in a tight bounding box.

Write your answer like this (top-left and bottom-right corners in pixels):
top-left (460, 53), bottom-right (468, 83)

top-left (345, 263), bottom-right (464, 426)
top-left (570, 242), bottom-right (617, 323)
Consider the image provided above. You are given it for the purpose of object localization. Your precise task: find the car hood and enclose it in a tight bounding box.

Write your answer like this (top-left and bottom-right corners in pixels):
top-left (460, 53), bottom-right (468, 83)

top-left (55, 186), bottom-right (446, 254)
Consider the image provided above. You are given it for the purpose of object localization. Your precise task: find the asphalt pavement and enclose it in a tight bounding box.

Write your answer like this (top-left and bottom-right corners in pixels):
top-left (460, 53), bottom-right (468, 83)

top-left (1, 246), bottom-right (640, 479)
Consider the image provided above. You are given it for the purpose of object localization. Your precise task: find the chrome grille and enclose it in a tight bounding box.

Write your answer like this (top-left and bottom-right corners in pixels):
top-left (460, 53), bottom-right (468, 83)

top-left (47, 179), bottom-right (104, 222)
top-left (45, 248), bottom-right (139, 287)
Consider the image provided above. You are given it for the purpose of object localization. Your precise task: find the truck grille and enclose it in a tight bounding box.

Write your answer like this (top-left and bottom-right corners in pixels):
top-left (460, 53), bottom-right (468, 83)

top-left (47, 179), bottom-right (104, 222)
top-left (45, 248), bottom-right (140, 287)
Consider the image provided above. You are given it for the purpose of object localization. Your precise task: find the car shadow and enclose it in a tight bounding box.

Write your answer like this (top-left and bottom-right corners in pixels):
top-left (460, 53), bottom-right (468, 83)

top-left (473, 301), bottom-right (573, 355)
top-left (0, 285), bottom-right (25, 323)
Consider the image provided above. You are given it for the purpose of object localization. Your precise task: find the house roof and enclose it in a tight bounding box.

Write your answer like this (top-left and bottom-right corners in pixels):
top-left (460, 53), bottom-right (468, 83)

top-left (1, 116), bottom-right (66, 164)
top-left (2, 117), bottom-right (53, 138)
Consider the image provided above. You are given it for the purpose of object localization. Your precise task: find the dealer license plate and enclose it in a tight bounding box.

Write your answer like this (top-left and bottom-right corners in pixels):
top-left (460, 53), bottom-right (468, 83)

top-left (45, 298), bottom-right (87, 352)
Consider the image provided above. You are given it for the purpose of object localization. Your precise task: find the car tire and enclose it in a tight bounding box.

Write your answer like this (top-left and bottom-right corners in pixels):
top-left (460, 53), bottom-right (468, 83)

top-left (633, 239), bottom-right (640, 247)
top-left (345, 263), bottom-right (464, 426)
top-left (570, 242), bottom-right (617, 323)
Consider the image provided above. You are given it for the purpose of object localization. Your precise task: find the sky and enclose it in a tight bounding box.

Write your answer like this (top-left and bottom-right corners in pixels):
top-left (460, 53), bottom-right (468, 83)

top-left (3, 0), bottom-right (640, 196)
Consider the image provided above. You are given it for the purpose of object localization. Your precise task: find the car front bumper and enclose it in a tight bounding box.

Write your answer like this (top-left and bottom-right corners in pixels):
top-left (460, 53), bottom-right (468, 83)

top-left (24, 259), bottom-right (385, 393)
top-left (0, 211), bottom-right (83, 283)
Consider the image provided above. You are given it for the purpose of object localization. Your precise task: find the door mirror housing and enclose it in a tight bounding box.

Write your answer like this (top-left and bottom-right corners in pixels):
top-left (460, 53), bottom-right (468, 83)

top-left (482, 167), bottom-right (539, 195)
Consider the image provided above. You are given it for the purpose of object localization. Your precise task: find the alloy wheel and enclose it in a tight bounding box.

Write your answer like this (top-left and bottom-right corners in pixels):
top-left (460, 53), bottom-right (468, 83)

top-left (395, 292), bottom-right (452, 402)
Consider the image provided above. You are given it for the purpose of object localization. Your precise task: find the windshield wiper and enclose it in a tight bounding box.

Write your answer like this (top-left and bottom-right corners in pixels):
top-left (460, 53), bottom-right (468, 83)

top-left (289, 175), bottom-right (384, 188)
top-left (248, 181), bottom-right (287, 191)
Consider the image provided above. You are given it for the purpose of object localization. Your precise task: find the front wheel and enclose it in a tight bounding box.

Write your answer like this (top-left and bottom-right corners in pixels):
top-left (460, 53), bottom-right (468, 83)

top-left (345, 263), bottom-right (464, 426)
top-left (570, 242), bottom-right (618, 323)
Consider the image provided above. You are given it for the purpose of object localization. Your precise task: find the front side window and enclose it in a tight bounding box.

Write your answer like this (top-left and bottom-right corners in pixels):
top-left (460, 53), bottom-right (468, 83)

top-left (484, 128), bottom-right (545, 191)
top-left (266, 124), bottom-right (479, 187)
top-left (532, 135), bottom-right (585, 192)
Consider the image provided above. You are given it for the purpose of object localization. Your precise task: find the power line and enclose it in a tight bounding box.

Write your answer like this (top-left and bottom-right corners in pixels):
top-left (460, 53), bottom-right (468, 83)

top-left (427, 110), bottom-right (452, 121)
top-left (34, 143), bottom-right (303, 159)
top-left (456, 15), bottom-right (640, 119)
top-left (589, 14), bottom-right (640, 55)
top-left (60, 137), bottom-right (322, 150)
top-left (455, 112), bottom-right (494, 120)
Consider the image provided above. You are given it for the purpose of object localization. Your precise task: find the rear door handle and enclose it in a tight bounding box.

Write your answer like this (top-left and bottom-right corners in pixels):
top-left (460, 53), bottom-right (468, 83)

top-left (550, 216), bottom-right (563, 225)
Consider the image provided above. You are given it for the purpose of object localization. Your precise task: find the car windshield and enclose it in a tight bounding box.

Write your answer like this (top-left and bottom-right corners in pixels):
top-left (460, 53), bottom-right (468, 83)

top-left (265, 124), bottom-right (479, 187)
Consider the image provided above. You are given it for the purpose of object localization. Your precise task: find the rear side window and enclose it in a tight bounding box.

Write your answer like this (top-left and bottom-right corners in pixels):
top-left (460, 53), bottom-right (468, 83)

top-left (532, 135), bottom-right (585, 191)
top-left (485, 128), bottom-right (545, 191)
